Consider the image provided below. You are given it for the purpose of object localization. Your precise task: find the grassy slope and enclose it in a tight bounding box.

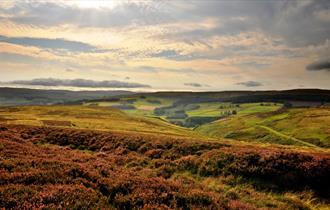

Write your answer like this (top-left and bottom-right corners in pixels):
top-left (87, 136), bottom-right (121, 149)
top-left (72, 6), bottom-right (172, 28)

top-left (0, 87), bottom-right (132, 106)
top-left (0, 124), bottom-right (329, 209)
top-left (196, 107), bottom-right (330, 148)
top-left (186, 102), bottom-right (231, 117)
top-left (87, 96), bottom-right (281, 118)
top-left (0, 105), bottom-right (200, 138)
top-left (44, 100), bottom-right (330, 149)
top-left (81, 97), bottom-right (330, 148)
top-left (187, 102), bottom-right (281, 117)
top-left (238, 103), bottom-right (281, 115)
top-left (84, 96), bottom-right (172, 117)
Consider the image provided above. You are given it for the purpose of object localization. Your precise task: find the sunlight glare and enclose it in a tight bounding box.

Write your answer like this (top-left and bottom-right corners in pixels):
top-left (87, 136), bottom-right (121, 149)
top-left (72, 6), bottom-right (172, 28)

top-left (68, 0), bottom-right (119, 9)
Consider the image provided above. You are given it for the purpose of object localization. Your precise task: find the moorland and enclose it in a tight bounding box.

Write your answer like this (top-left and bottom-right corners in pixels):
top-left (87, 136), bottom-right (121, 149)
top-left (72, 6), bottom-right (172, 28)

top-left (0, 88), bottom-right (330, 209)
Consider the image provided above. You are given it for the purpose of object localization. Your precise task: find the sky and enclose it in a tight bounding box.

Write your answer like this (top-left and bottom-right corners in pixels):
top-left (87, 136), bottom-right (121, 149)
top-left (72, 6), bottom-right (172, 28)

top-left (0, 0), bottom-right (329, 91)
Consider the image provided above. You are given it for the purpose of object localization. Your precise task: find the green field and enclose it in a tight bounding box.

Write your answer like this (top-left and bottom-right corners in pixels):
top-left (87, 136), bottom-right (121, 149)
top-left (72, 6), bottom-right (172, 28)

top-left (196, 107), bottom-right (330, 148)
top-left (2, 103), bottom-right (329, 149)
top-left (90, 95), bottom-right (329, 148)
top-left (3, 95), bottom-right (328, 149)
top-left (186, 102), bottom-right (281, 117)
top-left (80, 95), bottom-right (330, 148)
top-left (84, 96), bottom-right (172, 116)
top-left (84, 96), bottom-right (281, 122)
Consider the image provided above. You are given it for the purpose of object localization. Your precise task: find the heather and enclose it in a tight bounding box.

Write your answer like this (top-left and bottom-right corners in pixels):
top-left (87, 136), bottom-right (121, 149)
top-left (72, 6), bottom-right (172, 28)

top-left (1, 124), bottom-right (329, 209)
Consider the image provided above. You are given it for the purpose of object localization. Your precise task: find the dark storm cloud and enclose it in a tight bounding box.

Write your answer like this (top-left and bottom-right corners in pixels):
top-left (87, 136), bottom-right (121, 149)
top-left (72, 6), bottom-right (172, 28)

top-left (0, 35), bottom-right (97, 52)
top-left (237, 81), bottom-right (263, 87)
top-left (306, 58), bottom-right (330, 71)
top-left (10, 78), bottom-right (151, 88)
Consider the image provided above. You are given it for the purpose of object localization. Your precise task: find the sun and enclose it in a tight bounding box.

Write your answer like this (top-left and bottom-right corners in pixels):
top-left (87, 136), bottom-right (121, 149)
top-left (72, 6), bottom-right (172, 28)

top-left (67, 0), bottom-right (119, 9)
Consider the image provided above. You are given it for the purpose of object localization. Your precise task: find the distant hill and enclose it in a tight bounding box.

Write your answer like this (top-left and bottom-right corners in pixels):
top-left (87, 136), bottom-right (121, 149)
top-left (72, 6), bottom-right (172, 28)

top-left (0, 87), bottom-right (133, 106)
top-left (2, 88), bottom-right (329, 106)
top-left (132, 89), bottom-right (330, 104)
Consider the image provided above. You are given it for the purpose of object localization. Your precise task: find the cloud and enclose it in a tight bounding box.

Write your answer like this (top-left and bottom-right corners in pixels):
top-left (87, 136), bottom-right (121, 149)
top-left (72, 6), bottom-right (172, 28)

top-left (315, 9), bottom-right (330, 22)
top-left (0, 35), bottom-right (97, 52)
top-left (235, 61), bottom-right (270, 69)
top-left (151, 50), bottom-right (180, 59)
top-left (2, 1), bottom-right (169, 28)
top-left (178, 0), bottom-right (330, 47)
top-left (65, 68), bottom-right (74, 72)
top-left (237, 81), bottom-right (263, 87)
top-left (1, 1), bottom-right (330, 90)
top-left (2, 1), bottom-right (330, 48)
top-left (184, 82), bottom-right (205, 87)
top-left (10, 78), bottom-right (150, 88)
top-left (306, 58), bottom-right (330, 71)
top-left (138, 66), bottom-right (198, 74)
top-left (0, 52), bottom-right (39, 64)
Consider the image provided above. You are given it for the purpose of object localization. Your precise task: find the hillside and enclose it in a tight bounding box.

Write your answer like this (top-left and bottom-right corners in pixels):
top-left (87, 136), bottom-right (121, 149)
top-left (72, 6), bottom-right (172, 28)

top-left (81, 89), bottom-right (330, 124)
top-left (0, 87), bottom-right (132, 106)
top-left (80, 91), bottom-right (330, 148)
top-left (83, 94), bottom-right (284, 127)
top-left (0, 105), bottom-right (197, 138)
top-left (2, 87), bottom-right (329, 107)
top-left (196, 107), bottom-right (330, 148)
top-left (1, 124), bottom-right (329, 209)
top-left (127, 89), bottom-right (330, 104)
top-left (81, 91), bottom-right (330, 148)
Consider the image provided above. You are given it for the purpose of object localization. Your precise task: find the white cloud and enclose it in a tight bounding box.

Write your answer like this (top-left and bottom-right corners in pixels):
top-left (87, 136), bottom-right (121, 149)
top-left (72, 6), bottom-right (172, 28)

top-left (0, 0), bottom-right (330, 90)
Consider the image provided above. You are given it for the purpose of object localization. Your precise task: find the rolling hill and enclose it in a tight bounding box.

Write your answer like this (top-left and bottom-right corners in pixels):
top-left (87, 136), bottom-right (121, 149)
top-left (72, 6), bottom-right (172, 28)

top-left (0, 105), bottom-right (198, 138)
top-left (0, 87), bottom-right (132, 106)
top-left (196, 107), bottom-right (330, 148)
